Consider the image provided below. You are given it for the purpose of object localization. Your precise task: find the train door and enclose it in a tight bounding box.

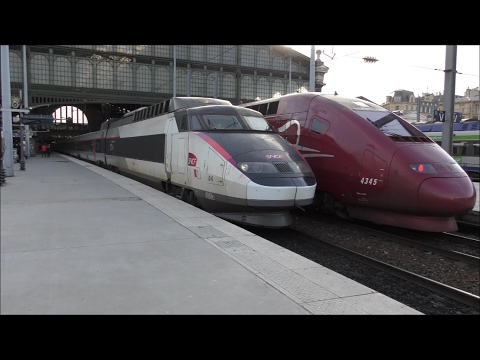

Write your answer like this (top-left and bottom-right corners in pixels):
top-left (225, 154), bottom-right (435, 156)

top-left (302, 116), bottom-right (331, 180)
top-left (165, 119), bottom-right (174, 176)
top-left (206, 148), bottom-right (225, 186)
top-left (166, 118), bottom-right (188, 187)
top-left (96, 131), bottom-right (107, 166)
top-left (353, 150), bottom-right (387, 206)
top-left (171, 136), bottom-right (188, 186)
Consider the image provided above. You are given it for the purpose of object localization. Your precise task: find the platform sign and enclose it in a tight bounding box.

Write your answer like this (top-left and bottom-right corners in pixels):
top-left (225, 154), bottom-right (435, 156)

top-left (434, 110), bottom-right (462, 123)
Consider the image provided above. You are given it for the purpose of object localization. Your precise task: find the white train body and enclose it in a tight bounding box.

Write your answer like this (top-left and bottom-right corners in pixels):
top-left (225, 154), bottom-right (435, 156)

top-left (55, 97), bottom-right (316, 228)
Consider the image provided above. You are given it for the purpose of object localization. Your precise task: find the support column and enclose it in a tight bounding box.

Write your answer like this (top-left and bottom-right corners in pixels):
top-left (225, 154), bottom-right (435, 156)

top-left (441, 45), bottom-right (457, 155)
top-left (315, 50), bottom-right (329, 92)
top-left (1, 45), bottom-right (14, 176)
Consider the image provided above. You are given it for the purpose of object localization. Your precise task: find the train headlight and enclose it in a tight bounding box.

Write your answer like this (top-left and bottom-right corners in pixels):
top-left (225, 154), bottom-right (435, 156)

top-left (409, 163), bottom-right (438, 173)
top-left (288, 161), bottom-right (313, 174)
top-left (238, 162), bottom-right (279, 173)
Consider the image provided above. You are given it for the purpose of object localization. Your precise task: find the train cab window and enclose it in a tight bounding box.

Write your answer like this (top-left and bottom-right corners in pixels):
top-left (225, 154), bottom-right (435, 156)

top-left (354, 110), bottom-right (412, 136)
top-left (244, 116), bottom-right (271, 131)
top-left (310, 118), bottom-right (328, 135)
top-left (204, 115), bottom-right (242, 130)
top-left (190, 114), bottom-right (203, 131)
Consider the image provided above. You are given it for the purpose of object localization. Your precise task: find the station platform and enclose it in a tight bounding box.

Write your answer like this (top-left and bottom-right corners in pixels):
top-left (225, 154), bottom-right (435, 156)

top-left (1, 153), bottom-right (425, 314)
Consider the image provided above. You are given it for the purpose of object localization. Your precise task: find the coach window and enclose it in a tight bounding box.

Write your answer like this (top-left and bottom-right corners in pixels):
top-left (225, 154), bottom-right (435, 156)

top-left (452, 143), bottom-right (467, 156)
top-left (474, 144), bottom-right (479, 156)
top-left (179, 115), bottom-right (188, 131)
top-left (310, 118), bottom-right (328, 135)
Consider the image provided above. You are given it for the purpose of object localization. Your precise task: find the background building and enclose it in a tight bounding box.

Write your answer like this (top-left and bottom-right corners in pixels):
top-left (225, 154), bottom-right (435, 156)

top-left (436, 87), bottom-right (479, 121)
top-left (382, 87), bottom-right (479, 123)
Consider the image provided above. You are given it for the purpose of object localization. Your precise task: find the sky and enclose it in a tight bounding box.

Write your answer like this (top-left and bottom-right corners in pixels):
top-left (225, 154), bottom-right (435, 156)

top-left (286, 45), bottom-right (479, 105)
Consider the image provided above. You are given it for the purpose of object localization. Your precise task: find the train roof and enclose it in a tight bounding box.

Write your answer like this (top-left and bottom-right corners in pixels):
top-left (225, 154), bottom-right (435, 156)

top-left (101, 97), bottom-right (233, 130)
top-left (170, 97), bottom-right (232, 110)
top-left (179, 104), bottom-right (263, 117)
top-left (319, 94), bottom-right (387, 112)
top-left (242, 92), bottom-right (387, 116)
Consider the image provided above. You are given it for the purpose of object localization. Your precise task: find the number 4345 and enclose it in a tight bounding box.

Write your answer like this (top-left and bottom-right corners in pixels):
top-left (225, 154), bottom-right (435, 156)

top-left (360, 177), bottom-right (378, 185)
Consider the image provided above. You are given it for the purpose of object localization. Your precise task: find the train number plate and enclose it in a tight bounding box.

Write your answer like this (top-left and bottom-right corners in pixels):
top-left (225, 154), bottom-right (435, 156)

top-left (360, 177), bottom-right (378, 185)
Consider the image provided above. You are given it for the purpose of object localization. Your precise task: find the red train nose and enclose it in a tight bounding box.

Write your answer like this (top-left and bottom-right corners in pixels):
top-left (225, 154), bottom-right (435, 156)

top-left (418, 177), bottom-right (477, 216)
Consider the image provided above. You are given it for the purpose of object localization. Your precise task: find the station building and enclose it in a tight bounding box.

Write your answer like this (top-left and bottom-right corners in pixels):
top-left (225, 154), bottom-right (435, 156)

top-left (5, 45), bottom-right (316, 141)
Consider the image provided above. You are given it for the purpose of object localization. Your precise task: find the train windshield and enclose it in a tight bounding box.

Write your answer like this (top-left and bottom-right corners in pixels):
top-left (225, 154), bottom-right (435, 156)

top-left (193, 114), bottom-right (272, 131)
top-left (243, 116), bottom-right (272, 131)
top-left (354, 110), bottom-right (412, 136)
top-left (187, 105), bottom-right (272, 132)
top-left (204, 115), bottom-right (242, 129)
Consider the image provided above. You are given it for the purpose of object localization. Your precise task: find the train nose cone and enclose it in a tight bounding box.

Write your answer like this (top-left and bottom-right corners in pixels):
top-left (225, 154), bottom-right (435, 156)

top-left (418, 177), bottom-right (477, 216)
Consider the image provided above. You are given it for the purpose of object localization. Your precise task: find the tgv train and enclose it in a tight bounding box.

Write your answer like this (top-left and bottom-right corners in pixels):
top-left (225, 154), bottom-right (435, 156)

top-left (54, 97), bottom-right (316, 228)
top-left (414, 121), bottom-right (479, 181)
top-left (240, 92), bottom-right (477, 232)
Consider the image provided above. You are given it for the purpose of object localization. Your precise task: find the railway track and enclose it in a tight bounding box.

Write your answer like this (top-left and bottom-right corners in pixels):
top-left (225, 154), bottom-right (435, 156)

top-left (456, 210), bottom-right (480, 229)
top-left (333, 220), bottom-right (480, 266)
top-left (239, 209), bottom-right (480, 314)
top-left (288, 227), bottom-right (480, 309)
top-left (443, 232), bottom-right (480, 248)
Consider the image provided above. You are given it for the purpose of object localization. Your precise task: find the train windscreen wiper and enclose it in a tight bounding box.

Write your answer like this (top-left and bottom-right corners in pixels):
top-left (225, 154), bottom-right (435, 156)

top-left (367, 115), bottom-right (396, 130)
top-left (207, 119), bottom-right (217, 129)
top-left (366, 117), bottom-right (381, 128)
top-left (375, 114), bottom-right (396, 128)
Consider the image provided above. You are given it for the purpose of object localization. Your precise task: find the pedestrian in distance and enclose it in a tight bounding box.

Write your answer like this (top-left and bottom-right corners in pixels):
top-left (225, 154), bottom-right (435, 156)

top-left (41, 144), bottom-right (47, 158)
top-left (46, 144), bottom-right (51, 158)
top-left (16, 142), bottom-right (21, 163)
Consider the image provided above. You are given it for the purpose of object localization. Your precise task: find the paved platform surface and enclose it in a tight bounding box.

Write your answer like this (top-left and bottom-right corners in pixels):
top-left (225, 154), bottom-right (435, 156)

top-left (1, 153), bottom-right (425, 314)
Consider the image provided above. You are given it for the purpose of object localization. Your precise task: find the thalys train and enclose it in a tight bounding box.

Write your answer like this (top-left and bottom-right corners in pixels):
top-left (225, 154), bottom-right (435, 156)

top-left (414, 121), bottom-right (479, 181)
top-left (53, 97), bottom-right (316, 228)
top-left (240, 92), bottom-right (477, 232)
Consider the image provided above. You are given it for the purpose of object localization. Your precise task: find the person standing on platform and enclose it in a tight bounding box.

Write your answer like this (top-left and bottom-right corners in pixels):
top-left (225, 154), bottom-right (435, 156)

top-left (41, 143), bottom-right (47, 158)
top-left (46, 144), bottom-right (51, 158)
top-left (16, 142), bottom-right (21, 163)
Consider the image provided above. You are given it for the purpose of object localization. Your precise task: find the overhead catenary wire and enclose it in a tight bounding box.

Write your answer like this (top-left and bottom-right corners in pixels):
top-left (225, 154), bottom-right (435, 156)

top-left (151, 45), bottom-right (479, 101)
top-left (342, 54), bottom-right (479, 78)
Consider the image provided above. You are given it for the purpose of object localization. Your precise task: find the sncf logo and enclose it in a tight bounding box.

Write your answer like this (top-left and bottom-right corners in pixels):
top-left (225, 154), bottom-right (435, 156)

top-left (188, 153), bottom-right (197, 166)
top-left (265, 154), bottom-right (284, 159)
